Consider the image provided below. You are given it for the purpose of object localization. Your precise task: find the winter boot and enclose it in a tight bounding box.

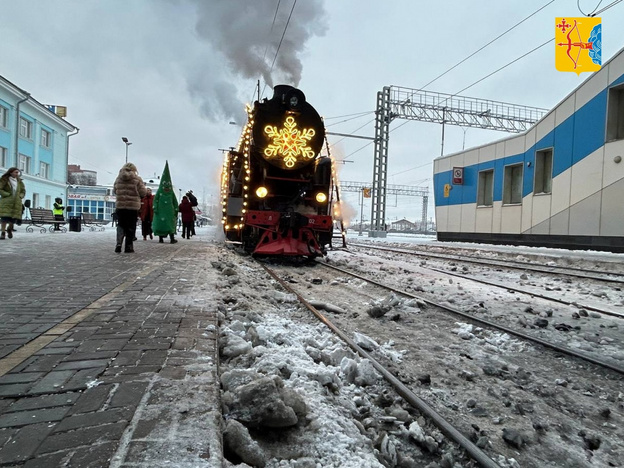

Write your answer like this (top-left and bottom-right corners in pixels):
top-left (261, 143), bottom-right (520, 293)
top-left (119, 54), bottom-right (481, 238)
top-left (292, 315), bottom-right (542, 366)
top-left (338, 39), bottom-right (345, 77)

top-left (169, 234), bottom-right (178, 244)
top-left (7, 225), bottom-right (13, 238)
top-left (0, 232), bottom-right (5, 240)
top-left (115, 226), bottom-right (124, 253)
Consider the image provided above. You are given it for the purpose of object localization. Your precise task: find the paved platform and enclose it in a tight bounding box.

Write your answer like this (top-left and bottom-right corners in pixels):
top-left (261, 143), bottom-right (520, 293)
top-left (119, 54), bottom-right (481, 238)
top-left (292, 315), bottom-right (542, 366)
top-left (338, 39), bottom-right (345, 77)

top-left (0, 226), bottom-right (223, 467)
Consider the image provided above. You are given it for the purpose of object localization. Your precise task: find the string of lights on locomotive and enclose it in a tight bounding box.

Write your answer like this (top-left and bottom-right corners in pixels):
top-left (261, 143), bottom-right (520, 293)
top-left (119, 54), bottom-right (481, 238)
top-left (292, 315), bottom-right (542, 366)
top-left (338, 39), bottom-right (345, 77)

top-left (220, 86), bottom-right (335, 257)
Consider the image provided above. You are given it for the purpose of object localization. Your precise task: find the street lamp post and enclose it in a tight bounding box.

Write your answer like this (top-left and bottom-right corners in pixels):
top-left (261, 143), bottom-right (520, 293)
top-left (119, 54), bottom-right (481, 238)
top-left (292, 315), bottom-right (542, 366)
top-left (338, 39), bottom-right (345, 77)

top-left (122, 137), bottom-right (132, 163)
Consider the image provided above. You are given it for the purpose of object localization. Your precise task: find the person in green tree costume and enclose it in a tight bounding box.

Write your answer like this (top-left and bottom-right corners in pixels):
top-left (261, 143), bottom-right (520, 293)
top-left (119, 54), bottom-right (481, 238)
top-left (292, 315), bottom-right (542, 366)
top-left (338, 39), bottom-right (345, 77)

top-left (152, 161), bottom-right (178, 244)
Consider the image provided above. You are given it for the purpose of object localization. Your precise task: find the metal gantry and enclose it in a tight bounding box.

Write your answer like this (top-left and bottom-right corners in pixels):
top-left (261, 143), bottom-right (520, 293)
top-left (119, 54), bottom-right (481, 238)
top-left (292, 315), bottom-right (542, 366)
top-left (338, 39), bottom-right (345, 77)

top-left (369, 86), bottom-right (548, 237)
top-left (339, 181), bottom-right (429, 232)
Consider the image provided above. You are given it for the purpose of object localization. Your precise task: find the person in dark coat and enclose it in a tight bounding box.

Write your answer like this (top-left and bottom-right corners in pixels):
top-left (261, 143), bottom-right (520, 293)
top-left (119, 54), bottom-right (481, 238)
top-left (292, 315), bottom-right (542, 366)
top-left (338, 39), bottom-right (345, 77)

top-left (140, 188), bottom-right (154, 240)
top-left (113, 162), bottom-right (146, 253)
top-left (186, 190), bottom-right (198, 236)
top-left (0, 167), bottom-right (26, 240)
top-left (178, 196), bottom-right (195, 239)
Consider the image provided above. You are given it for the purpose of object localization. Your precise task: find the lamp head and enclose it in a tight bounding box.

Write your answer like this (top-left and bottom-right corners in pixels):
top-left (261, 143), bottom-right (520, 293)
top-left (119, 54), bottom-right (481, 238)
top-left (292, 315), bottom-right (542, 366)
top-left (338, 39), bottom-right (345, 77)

top-left (122, 137), bottom-right (129, 143)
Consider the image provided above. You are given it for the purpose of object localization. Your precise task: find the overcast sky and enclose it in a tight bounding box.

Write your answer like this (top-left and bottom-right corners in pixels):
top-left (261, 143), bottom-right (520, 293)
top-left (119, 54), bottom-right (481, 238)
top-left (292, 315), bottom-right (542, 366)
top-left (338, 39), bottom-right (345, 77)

top-left (2, 0), bottom-right (623, 224)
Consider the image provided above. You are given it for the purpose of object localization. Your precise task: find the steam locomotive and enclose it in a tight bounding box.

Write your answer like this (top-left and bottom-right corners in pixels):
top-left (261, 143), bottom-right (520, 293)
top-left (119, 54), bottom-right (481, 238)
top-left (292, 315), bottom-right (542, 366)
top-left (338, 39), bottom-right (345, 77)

top-left (220, 85), bottom-right (335, 257)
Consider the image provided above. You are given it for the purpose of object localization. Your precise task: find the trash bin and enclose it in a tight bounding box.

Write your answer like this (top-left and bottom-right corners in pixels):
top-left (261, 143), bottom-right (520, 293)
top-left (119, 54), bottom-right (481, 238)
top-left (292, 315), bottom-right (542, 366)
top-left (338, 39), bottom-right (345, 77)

top-left (69, 216), bottom-right (82, 232)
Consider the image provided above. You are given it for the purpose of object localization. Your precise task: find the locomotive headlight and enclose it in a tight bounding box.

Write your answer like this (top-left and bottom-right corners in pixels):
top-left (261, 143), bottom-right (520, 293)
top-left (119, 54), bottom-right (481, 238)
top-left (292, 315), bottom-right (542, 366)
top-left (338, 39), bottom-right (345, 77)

top-left (315, 192), bottom-right (327, 203)
top-left (256, 186), bottom-right (268, 198)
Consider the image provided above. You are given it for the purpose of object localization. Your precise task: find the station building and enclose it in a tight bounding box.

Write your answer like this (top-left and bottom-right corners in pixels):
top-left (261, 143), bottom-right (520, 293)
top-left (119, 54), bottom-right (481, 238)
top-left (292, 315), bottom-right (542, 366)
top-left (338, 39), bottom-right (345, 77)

top-left (433, 46), bottom-right (624, 252)
top-left (0, 74), bottom-right (78, 210)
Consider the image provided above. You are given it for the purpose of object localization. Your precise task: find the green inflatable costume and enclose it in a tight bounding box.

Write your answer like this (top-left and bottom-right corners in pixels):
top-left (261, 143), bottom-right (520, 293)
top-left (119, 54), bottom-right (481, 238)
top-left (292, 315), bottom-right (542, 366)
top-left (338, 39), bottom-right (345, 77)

top-left (152, 161), bottom-right (179, 237)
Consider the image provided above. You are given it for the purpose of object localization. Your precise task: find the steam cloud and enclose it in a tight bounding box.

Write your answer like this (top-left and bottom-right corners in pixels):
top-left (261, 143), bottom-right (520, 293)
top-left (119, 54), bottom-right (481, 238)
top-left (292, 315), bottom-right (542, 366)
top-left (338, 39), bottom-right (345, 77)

top-left (186, 0), bottom-right (328, 122)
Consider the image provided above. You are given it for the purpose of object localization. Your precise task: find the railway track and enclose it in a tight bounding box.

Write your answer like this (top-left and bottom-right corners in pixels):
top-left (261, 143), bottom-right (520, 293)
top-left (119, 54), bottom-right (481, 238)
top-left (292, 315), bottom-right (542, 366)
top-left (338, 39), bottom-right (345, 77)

top-left (349, 242), bottom-right (624, 284)
top-left (349, 243), bottom-right (624, 321)
top-left (251, 258), bottom-right (624, 467)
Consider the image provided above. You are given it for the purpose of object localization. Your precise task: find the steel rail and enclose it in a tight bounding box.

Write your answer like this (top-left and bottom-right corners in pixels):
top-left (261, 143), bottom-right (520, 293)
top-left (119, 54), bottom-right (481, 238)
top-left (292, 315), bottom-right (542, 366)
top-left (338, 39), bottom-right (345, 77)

top-left (424, 267), bottom-right (624, 320)
top-left (260, 263), bottom-right (502, 468)
top-left (318, 262), bottom-right (624, 376)
top-left (348, 243), bottom-right (624, 284)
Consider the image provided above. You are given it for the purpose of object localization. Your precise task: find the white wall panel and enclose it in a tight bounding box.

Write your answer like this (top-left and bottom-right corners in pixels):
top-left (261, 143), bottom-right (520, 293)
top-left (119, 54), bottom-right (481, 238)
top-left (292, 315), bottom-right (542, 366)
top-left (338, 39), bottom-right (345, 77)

top-left (464, 148), bottom-right (479, 167)
top-left (607, 50), bottom-right (624, 85)
top-left (437, 156), bottom-right (452, 173)
top-left (550, 209), bottom-right (569, 235)
top-left (576, 67), bottom-right (608, 110)
top-left (521, 193), bottom-right (532, 233)
top-left (555, 94), bottom-right (575, 126)
top-left (570, 148), bottom-right (604, 205)
top-left (491, 201), bottom-right (502, 233)
top-left (494, 142), bottom-right (506, 160)
top-left (603, 140), bottom-right (624, 187)
top-left (500, 205), bottom-right (522, 233)
top-left (460, 204), bottom-right (476, 233)
top-left (600, 179), bottom-right (624, 236)
top-left (447, 204), bottom-right (462, 231)
top-left (569, 192), bottom-right (601, 235)
top-left (551, 168), bottom-right (571, 214)
top-left (531, 193), bottom-right (552, 229)
top-left (535, 111), bottom-right (556, 142)
top-left (479, 144), bottom-right (496, 163)
top-left (504, 134), bottom-right (525, 156)
top-left (524, 128), bottom-right (536, 151)
top-left (475, 207), bottom-right (493, 233)
top-left (435, 206), bottom-right (449, 231)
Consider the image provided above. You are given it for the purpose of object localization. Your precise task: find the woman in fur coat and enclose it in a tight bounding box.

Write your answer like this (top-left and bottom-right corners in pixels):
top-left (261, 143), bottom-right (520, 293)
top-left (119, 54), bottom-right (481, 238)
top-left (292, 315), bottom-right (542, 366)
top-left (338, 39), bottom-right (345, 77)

top-left (0, 167), bottom-right (26, 240)
top-left (113, 162), bottom-right (147, 253)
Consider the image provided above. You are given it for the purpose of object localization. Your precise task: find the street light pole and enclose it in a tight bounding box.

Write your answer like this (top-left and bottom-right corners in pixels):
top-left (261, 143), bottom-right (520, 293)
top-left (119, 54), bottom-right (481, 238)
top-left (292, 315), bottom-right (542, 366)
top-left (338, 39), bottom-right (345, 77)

top-left (122, 137), bottom-right (132, 164)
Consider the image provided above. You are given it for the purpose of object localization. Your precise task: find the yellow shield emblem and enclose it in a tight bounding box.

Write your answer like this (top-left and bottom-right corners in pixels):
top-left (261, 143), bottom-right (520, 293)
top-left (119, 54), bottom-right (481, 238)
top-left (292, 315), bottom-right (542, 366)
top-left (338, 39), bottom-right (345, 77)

top-left (555, 17), bottom-right (602, 75)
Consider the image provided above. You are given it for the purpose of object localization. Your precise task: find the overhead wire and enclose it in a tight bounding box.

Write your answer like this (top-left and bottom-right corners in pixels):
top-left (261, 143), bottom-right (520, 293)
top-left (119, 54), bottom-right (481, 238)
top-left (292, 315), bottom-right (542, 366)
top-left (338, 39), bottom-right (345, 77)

top-left (591, 0), bottom-right (622, 15)
top-left (577, 0), bottom-right (603, 15)
top-left (419, 0), bottom-right (556, 91)
top-left (250, 0), bottom-right (283, 103)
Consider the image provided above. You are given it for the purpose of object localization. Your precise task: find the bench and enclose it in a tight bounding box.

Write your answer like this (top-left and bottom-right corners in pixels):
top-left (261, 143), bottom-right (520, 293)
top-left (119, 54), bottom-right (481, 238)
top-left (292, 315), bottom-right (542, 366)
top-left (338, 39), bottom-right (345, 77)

top-left (26, 208), bottom-right (67, 233)
top-left (81, 212), bottom-right (107, 231)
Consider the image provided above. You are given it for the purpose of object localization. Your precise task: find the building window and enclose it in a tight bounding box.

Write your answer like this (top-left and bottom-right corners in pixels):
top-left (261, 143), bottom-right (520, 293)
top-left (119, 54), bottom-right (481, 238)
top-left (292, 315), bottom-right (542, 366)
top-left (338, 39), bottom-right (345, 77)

top-left (503, 163), bottom-right (523, 205)
top-left (607, 84), bottom-right (624, 141)
top-left (19, 118), bottom-right (32, 139)
top-left (40, 162), bottom-right (50, 179)
top-left (0, 146), bottom-right (7, 167)
top-left (534, 148), bottom-right (553, 194)
top-left (18, 154), bottom-right (31, 174)
top-left (41, 129), bottom-right (51, 148)
top-left (477, 170), bottom-right (494, 207)
top-left (33, 193), bottom-right (39, 208)
top-left (45, 195), bottom-right (51, 210)
top-left (0, 106), bottom-right (7, 128)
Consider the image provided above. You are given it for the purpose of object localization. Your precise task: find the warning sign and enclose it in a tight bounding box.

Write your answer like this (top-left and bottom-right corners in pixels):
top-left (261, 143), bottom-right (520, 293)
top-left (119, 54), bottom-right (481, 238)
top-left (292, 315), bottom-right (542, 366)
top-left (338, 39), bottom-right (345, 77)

top-left (452, 167), bottom-right (464, 185)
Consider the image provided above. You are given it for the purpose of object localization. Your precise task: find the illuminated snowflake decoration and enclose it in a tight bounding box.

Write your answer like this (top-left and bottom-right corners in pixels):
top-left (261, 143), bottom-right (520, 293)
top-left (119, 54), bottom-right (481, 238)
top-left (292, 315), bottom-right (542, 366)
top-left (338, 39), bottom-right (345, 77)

top-left (264, 116), bottom-right (316, 168)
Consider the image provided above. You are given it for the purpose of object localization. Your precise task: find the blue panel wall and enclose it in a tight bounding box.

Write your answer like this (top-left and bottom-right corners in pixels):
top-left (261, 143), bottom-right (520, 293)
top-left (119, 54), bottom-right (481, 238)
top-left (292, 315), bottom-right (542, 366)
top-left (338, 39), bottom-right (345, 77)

top-left (434, 71), bottom-right (624, 207)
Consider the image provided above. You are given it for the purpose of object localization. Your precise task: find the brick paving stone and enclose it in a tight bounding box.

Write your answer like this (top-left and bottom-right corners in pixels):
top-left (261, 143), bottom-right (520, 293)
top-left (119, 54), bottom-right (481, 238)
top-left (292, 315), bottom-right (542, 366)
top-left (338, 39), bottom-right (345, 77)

top-left (35, 421), bottom-right (127, 455)
top-left (61, 350), bottom-right (118, 362)
top-left (0, 423), bottom-right (55, 464)
top-left (69, 440), bottom-right (118, 467)
top-left (53, 407), bottom-right (133, 433)
top-left (69, 384), bottom-right (115, 415)
top-left (0, 406), bottom-right (70, 429)
top-left (63, 366), bottom-right (107, 391)
top-left (108, 382), bottom-right (149, 409)
top-left (22, 452), bottom-right (68, 468)
top-left (27, 370), bottom-right (75, 394)
top-left (55, 359), bottom-right (112, 371)
top-left (0, 231), bottom-right (223, 466)
top-left (0, 384), bottom-right (32, 398)
top-left (5, 393), bottom-right (80, 413)
top-left (0, 373), bottom-right (44, 385)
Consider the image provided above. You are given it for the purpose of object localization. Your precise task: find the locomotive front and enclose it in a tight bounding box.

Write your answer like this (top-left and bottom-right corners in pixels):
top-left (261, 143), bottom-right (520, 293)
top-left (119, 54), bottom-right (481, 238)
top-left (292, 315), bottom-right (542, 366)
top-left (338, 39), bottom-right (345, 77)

top-left (221, 85), bottom-right (334, 257)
